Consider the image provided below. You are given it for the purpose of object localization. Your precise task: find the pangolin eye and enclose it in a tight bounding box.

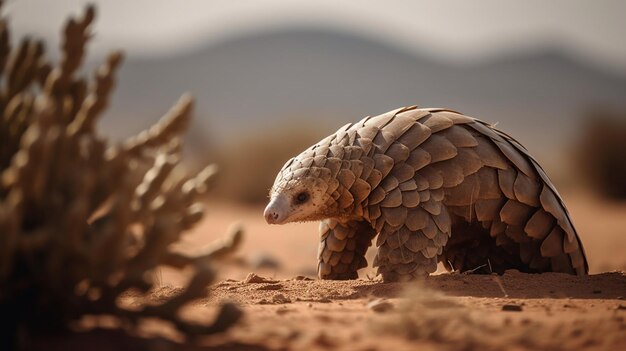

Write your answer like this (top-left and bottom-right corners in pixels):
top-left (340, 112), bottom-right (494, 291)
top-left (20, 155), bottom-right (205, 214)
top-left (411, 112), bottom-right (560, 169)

top-left (295, 192), bottom-right (310, 204)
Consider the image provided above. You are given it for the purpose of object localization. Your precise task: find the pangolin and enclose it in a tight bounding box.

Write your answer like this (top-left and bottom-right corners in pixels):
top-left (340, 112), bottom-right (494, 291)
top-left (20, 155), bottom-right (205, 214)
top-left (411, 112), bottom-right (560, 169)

top-left (264, 106), bottom-right (588, 282)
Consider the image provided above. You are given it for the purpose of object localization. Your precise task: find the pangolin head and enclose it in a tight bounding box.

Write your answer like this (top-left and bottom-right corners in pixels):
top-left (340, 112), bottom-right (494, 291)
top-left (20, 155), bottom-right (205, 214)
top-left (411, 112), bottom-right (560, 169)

top-left (264, 152), bottom-right (339, 224)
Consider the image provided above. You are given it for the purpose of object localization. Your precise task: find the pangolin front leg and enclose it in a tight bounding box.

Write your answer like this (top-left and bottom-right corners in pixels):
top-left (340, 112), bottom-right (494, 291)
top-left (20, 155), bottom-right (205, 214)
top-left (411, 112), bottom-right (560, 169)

top-left (373, 206), bottom-right (451, 281)
top-left (318, 219), bottom-right (376, 279)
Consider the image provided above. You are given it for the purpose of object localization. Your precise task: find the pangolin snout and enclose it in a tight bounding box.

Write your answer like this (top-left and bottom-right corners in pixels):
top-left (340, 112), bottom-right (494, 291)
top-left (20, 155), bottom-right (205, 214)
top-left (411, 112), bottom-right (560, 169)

top-left (264, 197), bottom-right (287, 224)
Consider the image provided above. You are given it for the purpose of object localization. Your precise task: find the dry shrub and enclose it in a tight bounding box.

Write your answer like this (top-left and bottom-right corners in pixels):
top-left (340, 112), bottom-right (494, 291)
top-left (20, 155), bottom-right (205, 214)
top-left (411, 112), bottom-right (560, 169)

top-left (0, 4), bottom-right (241, 349)
top-left (574, 108), bottom-right (626, 200)
top-left (215, 125), bottom-right (330, 203)
top-left (371, 285), bottom-right (623, 351)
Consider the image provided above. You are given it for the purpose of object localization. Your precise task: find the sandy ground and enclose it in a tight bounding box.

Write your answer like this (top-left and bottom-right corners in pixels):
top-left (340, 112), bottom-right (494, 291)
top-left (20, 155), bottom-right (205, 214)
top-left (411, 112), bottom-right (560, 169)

top-left (73, 190), bottom-right (626, 350)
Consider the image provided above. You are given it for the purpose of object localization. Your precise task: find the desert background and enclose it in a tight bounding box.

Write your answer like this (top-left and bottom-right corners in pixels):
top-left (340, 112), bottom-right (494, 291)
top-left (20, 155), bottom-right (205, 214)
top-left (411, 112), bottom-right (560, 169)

top-left (6, 0), bottom-right (626, 350)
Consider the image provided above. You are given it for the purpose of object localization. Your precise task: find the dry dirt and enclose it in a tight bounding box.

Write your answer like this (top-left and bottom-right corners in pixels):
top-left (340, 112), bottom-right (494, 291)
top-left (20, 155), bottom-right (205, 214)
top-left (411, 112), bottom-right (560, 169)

top-left (80, 190), bottom-right (626, 350)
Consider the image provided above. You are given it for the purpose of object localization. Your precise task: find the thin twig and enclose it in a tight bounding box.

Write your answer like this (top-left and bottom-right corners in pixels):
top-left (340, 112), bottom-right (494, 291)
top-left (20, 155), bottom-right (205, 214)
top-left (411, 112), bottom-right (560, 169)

top-left (462, 263), bottom-right (487, 275)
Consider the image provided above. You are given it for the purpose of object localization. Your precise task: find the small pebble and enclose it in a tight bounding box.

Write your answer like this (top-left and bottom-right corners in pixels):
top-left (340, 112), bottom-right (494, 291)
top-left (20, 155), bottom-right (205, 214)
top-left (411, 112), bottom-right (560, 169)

top-left (272, 293), bottom-right (292, 304)
top-left (367, 298), bottom-right (394, 313)
top-left (502, 304), bottom-right (523, 312)
top-left (276, 306), bottom-right (291, 315)
top-left (244, 272), bottom-right (277, 284)
top-left (292, 275), bottom-right (314, 281)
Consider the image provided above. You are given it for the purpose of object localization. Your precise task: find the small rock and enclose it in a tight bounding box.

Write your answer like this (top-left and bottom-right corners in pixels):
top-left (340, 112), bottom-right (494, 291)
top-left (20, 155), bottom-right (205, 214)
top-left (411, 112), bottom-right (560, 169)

top-left (256, 283), bottom-right (283, 291)
top-left (292, 275), bottom-right (314, 281)
top-left (272, 293), bottom-right (292, 304)
top-left (276, 306), bottom-right (292, 315)
top-left (244, 273), bottom-right (277, 284)
top-left (367, 298), bottom-right (394, 313)
top-left (616, 305), bottom-right (626, 311)
top-left (502, 304), bottom-right (523, 312)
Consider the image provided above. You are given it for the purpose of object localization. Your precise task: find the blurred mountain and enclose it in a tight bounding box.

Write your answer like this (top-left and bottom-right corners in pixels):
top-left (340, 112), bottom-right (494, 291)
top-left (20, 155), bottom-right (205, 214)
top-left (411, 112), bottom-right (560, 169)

top-left (99, 28), bottom-right (626, 158)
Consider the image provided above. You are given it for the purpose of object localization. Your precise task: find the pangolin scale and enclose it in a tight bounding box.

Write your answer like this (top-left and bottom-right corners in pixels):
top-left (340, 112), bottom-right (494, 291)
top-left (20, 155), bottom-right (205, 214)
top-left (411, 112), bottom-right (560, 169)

top-left (264, 106), bottom-right (588, 282)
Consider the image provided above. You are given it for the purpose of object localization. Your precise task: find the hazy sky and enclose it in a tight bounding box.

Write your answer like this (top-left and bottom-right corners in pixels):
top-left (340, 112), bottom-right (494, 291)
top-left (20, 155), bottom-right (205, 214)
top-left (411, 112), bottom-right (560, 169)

top-left (6, 0), bottom-right (626, 73)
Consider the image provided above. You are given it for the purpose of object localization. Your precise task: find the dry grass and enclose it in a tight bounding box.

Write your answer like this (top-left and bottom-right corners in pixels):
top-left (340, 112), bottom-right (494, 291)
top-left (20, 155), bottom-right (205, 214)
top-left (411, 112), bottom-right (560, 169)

top-left (0, 4), bottom-right (242, 348)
